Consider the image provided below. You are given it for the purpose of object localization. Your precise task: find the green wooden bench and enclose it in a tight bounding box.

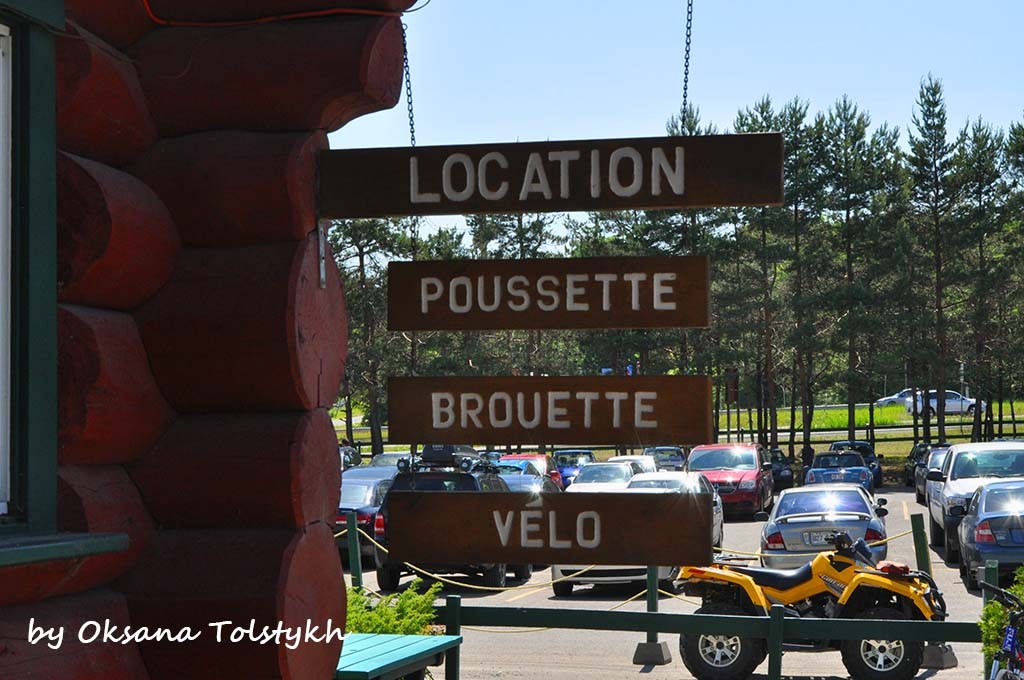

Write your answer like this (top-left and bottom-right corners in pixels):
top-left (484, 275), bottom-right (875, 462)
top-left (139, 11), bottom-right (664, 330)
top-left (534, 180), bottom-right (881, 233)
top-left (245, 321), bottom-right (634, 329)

top-left (335, 633), bottom-right (462, 680)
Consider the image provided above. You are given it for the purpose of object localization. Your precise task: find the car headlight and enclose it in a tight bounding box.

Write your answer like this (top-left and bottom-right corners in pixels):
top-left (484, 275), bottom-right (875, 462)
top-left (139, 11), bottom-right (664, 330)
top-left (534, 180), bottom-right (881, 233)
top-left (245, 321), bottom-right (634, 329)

top-left (738, 479), bottom-right (756, 490)
top-left (946, 496), bottom-right (970, 510)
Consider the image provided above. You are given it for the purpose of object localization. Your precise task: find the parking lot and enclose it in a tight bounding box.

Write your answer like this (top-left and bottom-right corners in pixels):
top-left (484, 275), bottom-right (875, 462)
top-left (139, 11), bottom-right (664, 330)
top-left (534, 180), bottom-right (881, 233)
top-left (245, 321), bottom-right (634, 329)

top-left (353, 486), bottom-right (986, 679)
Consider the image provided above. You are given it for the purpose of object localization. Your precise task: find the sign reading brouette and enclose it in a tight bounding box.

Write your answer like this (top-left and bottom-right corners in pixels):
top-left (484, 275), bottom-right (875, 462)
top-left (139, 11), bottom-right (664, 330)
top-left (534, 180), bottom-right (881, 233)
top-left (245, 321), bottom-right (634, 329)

top-left (319, 133), bottom-right (783, 218)
top-left (388, 376), bottom-right (712, 446)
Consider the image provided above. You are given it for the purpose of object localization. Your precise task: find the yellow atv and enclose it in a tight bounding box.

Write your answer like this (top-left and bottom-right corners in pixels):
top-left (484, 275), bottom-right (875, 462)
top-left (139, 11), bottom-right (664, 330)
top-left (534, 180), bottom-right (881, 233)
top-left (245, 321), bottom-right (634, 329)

top-left (678, 532), bottom-right (948, 680)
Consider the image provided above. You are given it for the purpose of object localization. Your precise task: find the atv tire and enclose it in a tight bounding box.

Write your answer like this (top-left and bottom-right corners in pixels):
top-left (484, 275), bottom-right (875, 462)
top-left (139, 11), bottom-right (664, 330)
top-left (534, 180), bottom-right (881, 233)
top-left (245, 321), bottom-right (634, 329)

top-left (840, 607), bottom-right (923, 680)
top-left (680, 602), bottom-right (763, 680)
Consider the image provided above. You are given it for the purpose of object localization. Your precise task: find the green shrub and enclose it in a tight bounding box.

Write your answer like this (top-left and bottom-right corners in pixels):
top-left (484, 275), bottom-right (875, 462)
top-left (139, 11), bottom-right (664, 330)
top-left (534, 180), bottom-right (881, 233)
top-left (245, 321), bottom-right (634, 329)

top-left (346, 579), bottom-right (442, 635)
top-left (980, 565), bottom-right (1024, 673)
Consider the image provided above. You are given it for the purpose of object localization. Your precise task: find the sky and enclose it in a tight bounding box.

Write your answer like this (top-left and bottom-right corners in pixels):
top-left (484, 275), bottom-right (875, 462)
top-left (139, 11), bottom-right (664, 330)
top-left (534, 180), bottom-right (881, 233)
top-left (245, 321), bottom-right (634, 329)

top-left (328, 0), bottom-right (1024, 227)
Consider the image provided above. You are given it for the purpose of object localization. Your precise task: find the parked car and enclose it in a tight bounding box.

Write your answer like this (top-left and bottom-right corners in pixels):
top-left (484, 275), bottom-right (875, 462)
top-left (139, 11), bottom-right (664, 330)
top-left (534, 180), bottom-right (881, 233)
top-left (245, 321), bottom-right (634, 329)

top-left (627, 471), bottom-right (723, 547)
top-left (608, 454), bottom-right (658, 474)
top-left (338, 466), bottom-right (397, 557)
top-left (500, 452), bottom-right (564, 489)
top-left (564, 461), bottom-right (637, 492)
top-left (874, 388), bottom-right (916, 407)
top-left (641, 446), bottom-right (687, 471)
top-left (551, 449), bottom-right (596, 487)
top-left (550, 473), bottom-right (710, 597)
top-left (804, 452), bottom-right (873, 494)
top-left (954, 479), bottom-right (1024, 589)
top-left (906, 389), bottom-right (984, 417)
top-left (755, 484), bottom-right (888, 569)
top-left (903, 441), bottom-right (951, 486)
top-left (909, 444), bottom-right (951, 504)
top-left (494, 460), bottom-right (562, 494)
top-left (923, 447), bottom-right (952, 509)
top-left (374, 461), bottom-right (530, 591)
top-left (684, 443), bottom-right (773, 516)
top-left (828, 440), bottom-right (883, 488)
top-left (926, 441), bottom-right (1024, 563)
top-left (769, 447), bottom-right (797, 490)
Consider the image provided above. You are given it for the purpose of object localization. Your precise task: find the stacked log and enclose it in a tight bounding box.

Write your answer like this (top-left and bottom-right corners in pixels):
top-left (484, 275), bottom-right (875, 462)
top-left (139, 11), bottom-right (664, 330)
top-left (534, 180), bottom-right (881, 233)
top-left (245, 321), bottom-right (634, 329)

top-left (2, 1), bottom-right (412, 677)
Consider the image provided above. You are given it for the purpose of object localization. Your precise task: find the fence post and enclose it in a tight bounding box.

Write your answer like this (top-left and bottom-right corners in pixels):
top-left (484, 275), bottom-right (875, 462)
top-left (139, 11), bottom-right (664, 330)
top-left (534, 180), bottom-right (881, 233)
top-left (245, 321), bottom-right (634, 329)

top-left (646, 566), bottom-right (658, 643)
top-left (984, 560), bottom-right (999, 604)
top-left (910, 514), bottom-right (931, 576)
top-left (632, 566), bottom-right (672, 665)
top-left (767, 604), bottom-right (784, 680)
top-left (346, 512), bottom-right (362, 589)
top-left (445, 594), bottom-right (461, 680)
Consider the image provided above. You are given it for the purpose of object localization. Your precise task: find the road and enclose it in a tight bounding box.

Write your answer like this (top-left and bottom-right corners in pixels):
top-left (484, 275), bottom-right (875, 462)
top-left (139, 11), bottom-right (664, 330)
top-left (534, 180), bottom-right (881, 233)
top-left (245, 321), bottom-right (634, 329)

top-left (353, 486), bottom-right (986, 679)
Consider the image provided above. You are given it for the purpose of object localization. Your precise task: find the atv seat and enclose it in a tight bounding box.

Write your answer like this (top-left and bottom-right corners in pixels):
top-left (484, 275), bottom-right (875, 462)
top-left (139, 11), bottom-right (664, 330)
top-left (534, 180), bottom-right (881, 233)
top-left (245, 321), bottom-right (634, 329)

top-left (730, 563), bottom-right (814, 591)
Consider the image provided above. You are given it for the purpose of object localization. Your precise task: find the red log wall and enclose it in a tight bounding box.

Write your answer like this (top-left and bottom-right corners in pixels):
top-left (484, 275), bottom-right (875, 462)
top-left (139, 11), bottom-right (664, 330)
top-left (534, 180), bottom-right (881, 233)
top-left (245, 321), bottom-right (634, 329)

top-left (0, 1), bottom-right (414, 677)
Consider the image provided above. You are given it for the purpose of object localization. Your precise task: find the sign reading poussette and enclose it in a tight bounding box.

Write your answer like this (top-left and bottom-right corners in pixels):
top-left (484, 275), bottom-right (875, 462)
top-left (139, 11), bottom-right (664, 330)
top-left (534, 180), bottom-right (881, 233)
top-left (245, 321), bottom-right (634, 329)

top-left (318, 133), bottom-right (783, 218)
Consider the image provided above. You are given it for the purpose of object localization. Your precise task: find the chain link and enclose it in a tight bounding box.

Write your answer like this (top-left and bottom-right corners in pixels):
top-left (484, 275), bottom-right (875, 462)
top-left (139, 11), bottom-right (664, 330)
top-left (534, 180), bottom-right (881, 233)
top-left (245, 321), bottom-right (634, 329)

top-left (682, 0), bottom-right (693, 114)
top-left (401, 21), bottom-right (416, 147)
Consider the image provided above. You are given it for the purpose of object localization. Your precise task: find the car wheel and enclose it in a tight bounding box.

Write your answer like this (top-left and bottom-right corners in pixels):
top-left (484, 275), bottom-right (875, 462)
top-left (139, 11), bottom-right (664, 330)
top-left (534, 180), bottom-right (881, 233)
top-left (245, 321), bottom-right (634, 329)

top-left (959, 559), bottom-right (978, 590)
top-left (552, 580), bottom-right (573, 597)
top-left (482, 563), bottom-right (507, 589)
top-left (915, 487), bottom-right (924, 505)
top-left (512, 563), bottom-right (534, 581)
top-left (943, 531), bottom-right (959, 565)
top-left (680, 602), bottom-right (763, 680)
top-left (376, 564), bottom-right (401, 592)
top-left (840, 607), bottom-right (923, 680)
top-left (928, 515), bottom-right (944, 547)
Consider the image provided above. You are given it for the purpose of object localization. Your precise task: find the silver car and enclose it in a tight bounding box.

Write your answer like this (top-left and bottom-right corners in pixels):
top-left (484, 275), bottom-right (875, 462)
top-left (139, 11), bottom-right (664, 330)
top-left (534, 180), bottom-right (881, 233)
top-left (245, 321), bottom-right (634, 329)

top-left (756, 484), bottom-right (889, 569)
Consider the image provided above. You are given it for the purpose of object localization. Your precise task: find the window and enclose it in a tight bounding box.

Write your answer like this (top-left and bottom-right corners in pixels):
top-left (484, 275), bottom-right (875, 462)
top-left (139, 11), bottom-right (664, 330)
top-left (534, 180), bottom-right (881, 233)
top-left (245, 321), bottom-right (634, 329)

top-left (0, 23), bottom-right (9, 517)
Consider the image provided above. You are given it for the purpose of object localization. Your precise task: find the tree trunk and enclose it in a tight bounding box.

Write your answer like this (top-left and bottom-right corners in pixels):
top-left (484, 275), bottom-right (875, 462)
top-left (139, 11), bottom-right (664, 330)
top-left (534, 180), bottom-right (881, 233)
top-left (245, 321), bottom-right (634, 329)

top-left (343, 375), bottom-right (354, 445)
top-left (788, 357), bottom-right (798, 458)
top-left (713, 368), bottom-right (721, 443)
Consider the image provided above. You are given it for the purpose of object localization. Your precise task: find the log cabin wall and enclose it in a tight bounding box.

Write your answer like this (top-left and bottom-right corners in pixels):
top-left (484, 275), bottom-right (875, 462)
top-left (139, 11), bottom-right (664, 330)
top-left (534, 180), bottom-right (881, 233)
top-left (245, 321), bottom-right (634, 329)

top-left (0, 1), bottom-right (413, 677)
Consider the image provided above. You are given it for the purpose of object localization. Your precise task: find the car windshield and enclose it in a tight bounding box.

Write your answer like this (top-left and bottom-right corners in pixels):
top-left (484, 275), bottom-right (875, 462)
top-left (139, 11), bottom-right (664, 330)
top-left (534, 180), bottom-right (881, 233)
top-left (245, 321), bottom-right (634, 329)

top-left (575, 464), bottom-right (631, 484)
top-left (496, 462), bottom-right (534, 476)
top-left (653, 450), bottom-right (684, 463)
top-left (370, 454), bottom-right (408, 467)
top-left (554, 452), bottom-right (595, 467)
top-left (984, 488), bottom-right (1024, 514)
top-left (391, 474), bottom-right (478, 492)
top-left (340, 482), bottom-right (373, 506)
top-left (776, 490), bottom-right (870, 517)
top-left (687, 448), bottom-right (757, 471)
top-left (951, 449), bottom-right (1024, 480)
top-left (813, 453), bottom-right (864, 468)
top-left (628, 478), bottom-right (688, 491)
top-left (927, 449), bottom-right (950, 469)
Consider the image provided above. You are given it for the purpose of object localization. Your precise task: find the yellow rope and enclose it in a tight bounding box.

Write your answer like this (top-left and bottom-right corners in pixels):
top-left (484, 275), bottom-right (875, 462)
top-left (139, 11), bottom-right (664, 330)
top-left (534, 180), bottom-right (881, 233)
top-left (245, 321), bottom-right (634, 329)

top-left (334, 529), bottom-right (347, 538)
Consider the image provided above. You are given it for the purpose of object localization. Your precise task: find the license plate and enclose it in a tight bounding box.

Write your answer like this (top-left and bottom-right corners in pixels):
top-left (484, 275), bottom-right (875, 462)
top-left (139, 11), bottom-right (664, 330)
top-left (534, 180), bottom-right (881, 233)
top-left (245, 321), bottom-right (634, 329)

top-left (805, 531), bottom-right (833, 545)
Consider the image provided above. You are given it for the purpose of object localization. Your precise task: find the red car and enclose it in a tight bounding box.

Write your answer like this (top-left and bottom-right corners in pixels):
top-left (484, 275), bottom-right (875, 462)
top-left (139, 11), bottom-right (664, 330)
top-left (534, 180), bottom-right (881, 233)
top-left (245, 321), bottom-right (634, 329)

top-left (684, 443), bottom-right (773, 515)
top-left (500, 453), bottom-right (564, 489)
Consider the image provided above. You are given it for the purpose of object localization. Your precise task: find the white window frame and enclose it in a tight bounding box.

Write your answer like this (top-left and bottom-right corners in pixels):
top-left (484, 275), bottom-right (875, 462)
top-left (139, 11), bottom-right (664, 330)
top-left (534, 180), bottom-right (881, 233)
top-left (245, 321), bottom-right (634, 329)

top-left (0, 23), bottom-right (11, 514)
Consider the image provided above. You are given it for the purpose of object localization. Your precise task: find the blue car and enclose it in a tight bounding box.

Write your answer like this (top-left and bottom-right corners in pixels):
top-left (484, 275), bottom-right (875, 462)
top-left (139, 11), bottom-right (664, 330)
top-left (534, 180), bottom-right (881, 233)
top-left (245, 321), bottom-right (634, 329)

top-left (552, 449), bottom-right (596, 487)
top-left (804, 452), bottom-right (874, 493)
top-left (830, 440), bottom-right (883, 488)
top-left (955, 480), bottom-right (1024, 590)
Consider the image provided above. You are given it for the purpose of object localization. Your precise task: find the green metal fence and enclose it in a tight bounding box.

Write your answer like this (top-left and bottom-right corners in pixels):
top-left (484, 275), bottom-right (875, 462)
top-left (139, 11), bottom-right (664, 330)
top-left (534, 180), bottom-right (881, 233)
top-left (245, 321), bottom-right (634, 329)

top-left (342, 511), bottom-right (984, 680)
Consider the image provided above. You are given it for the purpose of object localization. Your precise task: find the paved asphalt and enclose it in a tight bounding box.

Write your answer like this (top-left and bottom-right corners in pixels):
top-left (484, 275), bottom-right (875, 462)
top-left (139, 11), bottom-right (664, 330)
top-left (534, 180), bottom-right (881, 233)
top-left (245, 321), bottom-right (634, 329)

top-left (354, 486), bottom-right (986, 679)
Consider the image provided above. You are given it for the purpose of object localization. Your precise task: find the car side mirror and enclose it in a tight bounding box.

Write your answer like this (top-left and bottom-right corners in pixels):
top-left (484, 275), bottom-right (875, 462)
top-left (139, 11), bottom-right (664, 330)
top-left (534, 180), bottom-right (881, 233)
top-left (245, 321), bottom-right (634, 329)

top-left (875, 508), bottom-right (889, 518)
top-left (876, 497), bottom-right (888, 506)
top-left (949, 505), bottom-right (966, 517)
top-left (926, 470), bottom-right (946, 482)
top-left (762, 462), bottom-right (772, 471)
top-left (754, 511), bottom-right (770, 522)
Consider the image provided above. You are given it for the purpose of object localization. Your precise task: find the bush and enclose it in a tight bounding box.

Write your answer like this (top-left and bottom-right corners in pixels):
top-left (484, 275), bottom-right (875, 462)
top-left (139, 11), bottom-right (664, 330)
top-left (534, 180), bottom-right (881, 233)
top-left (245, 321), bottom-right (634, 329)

top-left (346, 579), bottom-right (442, 635)
top-left (980, 565), bottom-right (1024, 672)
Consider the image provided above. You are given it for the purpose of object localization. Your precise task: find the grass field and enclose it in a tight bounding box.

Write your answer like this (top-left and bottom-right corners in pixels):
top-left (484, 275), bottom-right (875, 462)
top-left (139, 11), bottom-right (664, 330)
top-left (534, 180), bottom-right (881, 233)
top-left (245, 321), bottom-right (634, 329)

top-left (718, 401), bottom-right (1024, 431)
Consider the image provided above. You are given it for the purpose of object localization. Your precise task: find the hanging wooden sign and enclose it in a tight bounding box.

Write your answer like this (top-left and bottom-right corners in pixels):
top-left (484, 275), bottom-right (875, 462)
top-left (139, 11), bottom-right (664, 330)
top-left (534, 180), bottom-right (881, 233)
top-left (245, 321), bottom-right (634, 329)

top-left (319, 133), bottom-right (783, 218)
top-left (388, 375), bottom-right (713, 446)
top-left (386, 491), bottom-right (713, 566)
top-left (388, 255), bottom-right (709, 331)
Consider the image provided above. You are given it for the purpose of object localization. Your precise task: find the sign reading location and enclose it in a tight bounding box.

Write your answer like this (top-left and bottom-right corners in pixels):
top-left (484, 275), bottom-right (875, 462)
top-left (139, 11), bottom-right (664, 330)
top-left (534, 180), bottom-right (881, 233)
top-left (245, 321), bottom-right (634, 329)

top-left (388, 376), bottom-right (713, 446)
top-left (319, 133), bottom-right (783, 218)
top-left (386, 491), bottom-right (713, 566)
top-left (388, 256), bottom-right (709, 331)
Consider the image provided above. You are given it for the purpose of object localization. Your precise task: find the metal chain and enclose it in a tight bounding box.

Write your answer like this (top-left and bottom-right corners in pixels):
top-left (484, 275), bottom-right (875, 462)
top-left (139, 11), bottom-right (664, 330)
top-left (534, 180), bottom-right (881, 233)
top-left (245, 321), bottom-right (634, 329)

top-left (682, 0), bottom-right (693, 114)
top-left (401, 21), bottom-right (416, 147)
